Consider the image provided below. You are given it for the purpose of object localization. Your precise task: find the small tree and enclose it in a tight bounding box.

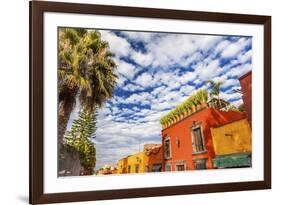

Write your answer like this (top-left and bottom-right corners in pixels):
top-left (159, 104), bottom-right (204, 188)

top-left (64, 109), bottom-right (97, 174)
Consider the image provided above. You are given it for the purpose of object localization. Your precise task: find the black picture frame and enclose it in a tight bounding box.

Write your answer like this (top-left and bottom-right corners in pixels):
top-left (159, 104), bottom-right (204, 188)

top-left (30, 1), bottom-right (271, 204)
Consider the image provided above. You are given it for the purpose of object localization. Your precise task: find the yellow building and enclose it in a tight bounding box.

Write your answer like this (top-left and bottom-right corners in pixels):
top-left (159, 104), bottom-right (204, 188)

top-left (210, 118), bottom-right (252, 168)
top-left (117, 144), bottom-right (163, 174)
top-left (118, 152), bottom-right (147, 174)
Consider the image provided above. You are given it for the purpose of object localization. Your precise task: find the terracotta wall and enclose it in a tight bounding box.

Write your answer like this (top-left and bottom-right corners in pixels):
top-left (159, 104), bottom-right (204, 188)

top-left (239, 71), bottom-right (252, 124)
top-left (146, 146), bottom-right (163, 171)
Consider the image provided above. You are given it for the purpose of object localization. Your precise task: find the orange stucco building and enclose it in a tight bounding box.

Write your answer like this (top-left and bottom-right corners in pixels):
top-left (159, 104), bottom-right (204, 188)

top-left (161, 106), bottom-right (246, 171)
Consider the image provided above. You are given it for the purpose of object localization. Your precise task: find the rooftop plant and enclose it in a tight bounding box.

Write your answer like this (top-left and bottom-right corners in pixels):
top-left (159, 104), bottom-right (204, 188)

top-left (160, 89), bottom-right (208, 126)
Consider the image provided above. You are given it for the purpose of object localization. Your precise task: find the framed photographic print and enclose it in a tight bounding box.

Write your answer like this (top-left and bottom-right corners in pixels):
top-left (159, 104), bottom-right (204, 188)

top-left (30, 0), bottom-right (271, 204)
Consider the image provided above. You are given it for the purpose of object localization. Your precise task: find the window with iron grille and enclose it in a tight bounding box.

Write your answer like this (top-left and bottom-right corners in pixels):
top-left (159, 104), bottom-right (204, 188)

top-left (176, 164), bottom-right (185, 171)
top-left (191, 126), bottom-right (205, 153)
top-left (164, 137), bottom-right (171, 159)
top-left (194, 159), bottom-right (207, 170)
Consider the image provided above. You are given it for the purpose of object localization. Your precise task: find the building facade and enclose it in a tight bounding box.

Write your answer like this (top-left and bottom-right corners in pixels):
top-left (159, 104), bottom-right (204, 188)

top-left (239, 71), bottom-right (252, 124)
top-left (211, 118), bottom-right (252, 168)
top-left (161, 106), bottom-right (246, 171)
top-left (117, 144), bottom-right (163, 174)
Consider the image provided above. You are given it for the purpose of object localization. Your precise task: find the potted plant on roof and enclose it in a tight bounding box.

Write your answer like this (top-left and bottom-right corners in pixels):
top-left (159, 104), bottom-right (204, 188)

top-left (189, 95), bottom-right (198, 113)
top-left (174, 107), bottom-right (181, 122)
top-left (187, 100), bottom-right (193, 116)
top-left (179, 104), bottom-right (185, 120)
top-left (197, 89), bottom-right (208, 109)
top-left (181, 100), bottom-right (188, 117)
top-left (160, 117), bottom-right (166, 129)
top-left (171, 110), bottom-right (177, 124)
top-left (167, 112), bottom-right (173, 125)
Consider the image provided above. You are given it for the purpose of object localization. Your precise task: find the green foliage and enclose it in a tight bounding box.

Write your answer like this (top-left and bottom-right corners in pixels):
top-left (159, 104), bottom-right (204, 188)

top-left (226, 105), bottom-right (240, 112)
top-left (206, 80), bottom-right (224, 109)
top-left (65, 109), bottom-right (97, 171)
top-left (206, 80), bottom-right (223, 99)
top-left (160, 89), bottom-right (208, 125)
top-left (58, 28), bottom-right (118, 172)
top-left (238, 104), bottom-right (245, 112)
top-left (196, 89), bottom-right (208, 104)
top-left (58, 28), bottom-right (118, 111)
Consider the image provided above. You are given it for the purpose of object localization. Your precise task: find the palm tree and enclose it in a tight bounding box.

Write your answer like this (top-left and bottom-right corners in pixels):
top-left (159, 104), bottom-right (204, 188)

top-left (58, 28), bottom-right (117, 142)
top-left (58, 28), bottom-right (118, 173)
top-left (206, 80), bottom-right (223, 108)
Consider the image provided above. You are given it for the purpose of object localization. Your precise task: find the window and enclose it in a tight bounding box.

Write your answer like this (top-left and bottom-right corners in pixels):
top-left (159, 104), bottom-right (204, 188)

top-left (135, 164), bottom-right (139, 173)
top-left (165, 164), bottom-right (171, 172)
top-left (164, 137), bottom-right (171, 159)
top-left (194, 159), bottom-right (207, 170)
top-left (128, 165), bottom-right (131, 173)
top-left (176, 164), bottom-right (185, 171)
top-left (192, 126), bottom-right (205, 153)
top-left (152, 163), bottom-right (162, 172)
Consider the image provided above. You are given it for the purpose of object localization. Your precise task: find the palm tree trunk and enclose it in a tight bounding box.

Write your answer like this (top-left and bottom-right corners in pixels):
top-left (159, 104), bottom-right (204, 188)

top-left (58, 97), bottom-right (76, 144)
top-left (58, 89), bottom-right (77, 172)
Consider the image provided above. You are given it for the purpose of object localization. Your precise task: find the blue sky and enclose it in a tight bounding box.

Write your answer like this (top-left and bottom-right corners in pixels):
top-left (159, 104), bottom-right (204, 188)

top-left (72, 30), bottom-right (252, 169)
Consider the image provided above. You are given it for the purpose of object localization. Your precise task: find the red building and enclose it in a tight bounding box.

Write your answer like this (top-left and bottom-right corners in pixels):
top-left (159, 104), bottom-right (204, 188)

top-left (239, 71), bottom-right (252, 124)
top-left (161, 107), bottom-right (246, 171)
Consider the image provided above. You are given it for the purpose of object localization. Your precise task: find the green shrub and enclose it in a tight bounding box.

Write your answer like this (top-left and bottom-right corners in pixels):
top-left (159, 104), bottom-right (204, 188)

top-left (160, 89), bottom-right (208, 126)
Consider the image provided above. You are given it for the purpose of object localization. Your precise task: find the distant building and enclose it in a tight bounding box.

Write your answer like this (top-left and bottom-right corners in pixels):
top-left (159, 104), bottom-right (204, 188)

top-left (117, 144), bottom-right (163, 174)
top-left (239, 71), bottom-right (252, 124)
top-left (162, 105), bottom-right (247, 171)
top-left (97, 165), bottom-right (118, 175)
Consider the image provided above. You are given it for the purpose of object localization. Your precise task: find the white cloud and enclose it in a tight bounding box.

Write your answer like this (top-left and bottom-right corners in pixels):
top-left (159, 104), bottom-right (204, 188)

top-left (151, 85), bottom-right (167, 96)
top-left (116, 75), bottom-right (127, 87)
top-left (220, 91), bottom-right (242, 101)
top-left (123, 91), bottom-right (151, 104)
top-left (115, 59), bottom-right (137, 80)
top-left (221, 38), bottom-right (251, 58)
top-left (121, 31), bottom-right (159, 43)
top-left (135, 72), bottom-right (154, 87)
top-left (144, 35), bottom-right (222, 68)
top-left (226, 63), bottom-right (252, 78)
top-left (179, 85), bottom-right (195, 96)
top-left (100, 30), bottom-right (132, 57)
top-left (123, 83), bottom-right (145, 92)
top-left (237, 49), bottom-right (252, 63)
top-left (178, 72), bottom-right (197, 84)
top-left (193, 78), bottom-right (202, 85)
top-left (195, 59), bottom-right (223, 81)
top-left (221, 78), bottom-right (239, 89)
top-left (215, 40), bottom-right (231, 53)
top-left (182, 52), bottom-right (203, 67)
top-left (231, 99), bottom-right (244, 107)
top-left (130, 51), bottom-right (153, 67)
top-left (197, 35), bottom-right (223, 50)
